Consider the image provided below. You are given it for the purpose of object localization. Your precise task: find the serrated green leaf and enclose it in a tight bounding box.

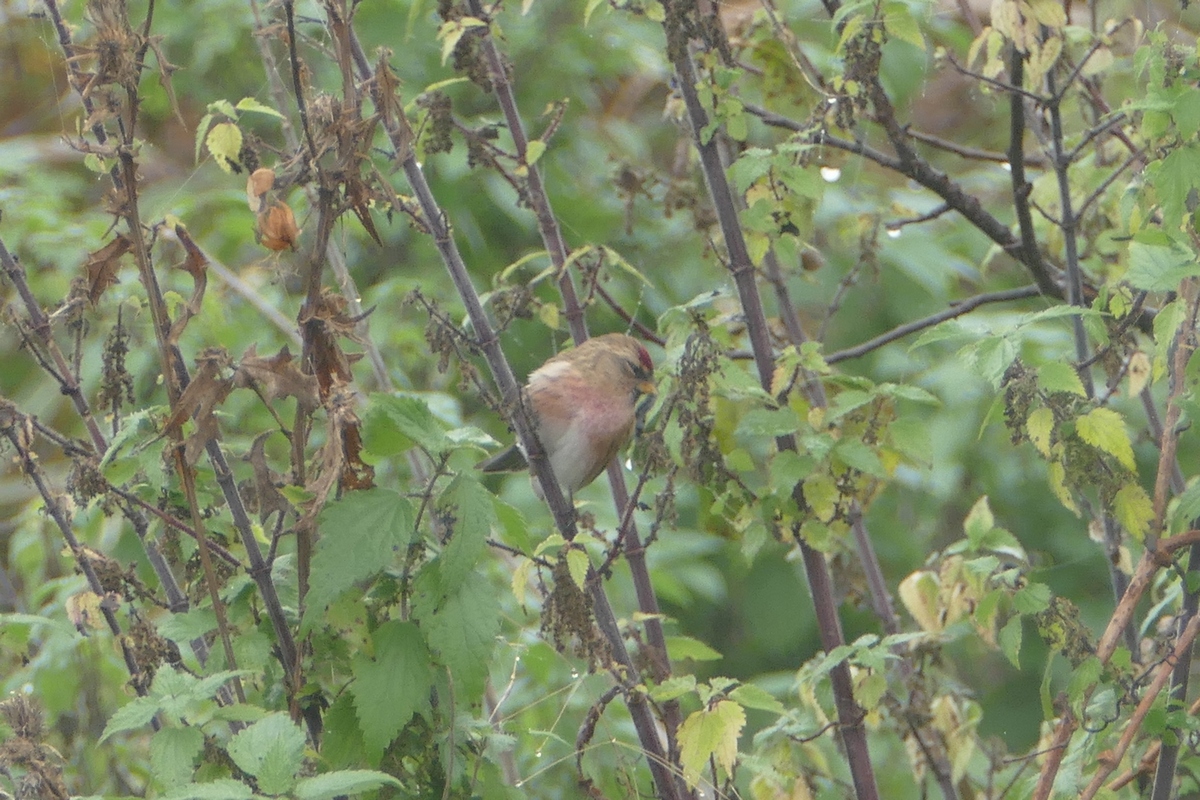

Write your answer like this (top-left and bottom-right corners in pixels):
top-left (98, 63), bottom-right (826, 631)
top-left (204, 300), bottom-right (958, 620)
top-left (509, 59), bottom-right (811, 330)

top-left (413, 569), bottom-right (500, 700)
top-left (1113, 482), bottom-right (1154, 541)
top-left (304, 489), bottom-right (415, 626)
top-left (1076, 407), bottom-right (1136, 471)
top-left (650, 675), bottom-right (697, 702)
top-left (100, 697), bottom-right (160, 742)
top-left (729, 683), bottom-right (785, 714)
top-left (438, 476), bottom-right (494, 591)
top-left (677, 700), bottom-right (745, 789)
top-left (352, 621), bottom-right (433, 755)
top-left (833, 439), bottom-right (885, 477)
top-left (1067, 655), bottom-right (1103, 715)
top-left (963, 495), bottom-right (995, 545)
top-left (1013, 582), bottom-right (1051, 614)
top-left (363, 393), bottom-right (449, 457)
top-left (736, 407), bottom-right (801, 437)
top-left (234, 97), bottom-right (285, 119)
top-left (162, 780), bottom-right (253, 800)
top-left (294, 771), bottom-right (405, 800)
top-left (1027, 407), bottom-right (1055, 457)
top-left (1126, 236), bottom-right (1200, 291)
top-left (565, 548), bottom-right (590, 590)
top-left (999, 616), bottom-right (1022, 668)
top-left (226, 714), bottom-right (304, 796)
top-left (150, 726), bottom-right (204, 790)
top-left (666, 635), bottom-right (722, 662)
top-left (1037, 362), bottom-right (1086, 396)
top-left (205, 122), bottom-right (242, 173)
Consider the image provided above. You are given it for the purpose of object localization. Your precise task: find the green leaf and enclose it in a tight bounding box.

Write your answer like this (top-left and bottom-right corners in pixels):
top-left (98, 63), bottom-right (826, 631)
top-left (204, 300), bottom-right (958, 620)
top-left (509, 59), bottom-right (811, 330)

top-left (1067, 655), bottom-right (1103, 715)
top-left (162, 779), bottom-right (253, 800)
top-left (525, 139), bottom-right (546, 165)
top-left (1125, 236), bottom-right (1200, 291)
top-left (833, 439), bottom-right (885, 477)
top-left (150, 727), bottom-right (204, 790)
top-left (999, 616), bottom-right (1023, 668)
top-left (226, 714), bottom-right (305, 796)
top-left (1149, 145), bottom-right (1200, 231)
top-left (736, 407), bottom-right (801, 437)
top-left (234, 97), bottom-right (285, 119)
top-left (565, 548), bottom-right (590, 590)
top-left (1113, 482), bottom-right (1154, 542)
top-left (1076, 407), bottom-right (1136, 471)
top-left (363, 394), bottom-right (449, 457)
top-left (1037, 362), bottom-right (1086, 396)
top-left (414, 568), bottom-right (500, 699)
top-left (100, 697), bottom-right (160, 742)
top-left (649, 675), bottom-right (697, 702)
top-left (666, 635), bottom-right (722, 662)
top-left (205, 122), bottom-right (242, 173)
top-left (438, 476), bottom-right (494, 591)
top-left (677, 700), bottom-right (745, 789)
top-left (963, 495), bottom-right (995, 545)
top-left (1027, 407), bottom-right (1055, 457)
top-left (1013, 582), bottom-right (1051, 614)
top-left (729, 683), bottom-right (785, 714)
top-left (294, 771), bottom-right (405, 800)
top-left (304, 488), bottom-right (415, 626)
top-left (352, 621), bottom-right (433, 754)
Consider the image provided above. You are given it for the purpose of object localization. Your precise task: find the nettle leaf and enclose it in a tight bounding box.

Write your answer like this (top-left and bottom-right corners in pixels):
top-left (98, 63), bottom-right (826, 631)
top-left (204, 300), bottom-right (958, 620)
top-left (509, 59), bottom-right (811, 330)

top-left (234, 97), bottom-right (285, 119)
top-left (565, 547), bottom-right (590, 590)
top-left (1075, 407), bottom-right (1136, 471)
top-left (999, 616), bottom-right (1023, 668)
top-left (1153, 298), bottom-right (1185, 382)
top-left (1113, 482), bottom-right (1154, 541)
top-left (1037, 362), bottom-right (1086, 396)
top-left (413, 568), bottom-right (500, 700)
top-left (304, 488), bottom-right (415, 627)
top-left (1149, 145), bottom-right (1200, 231)
top-left (352, 621), bottom-right (433, 755)
top-left (1027, 407), bottom-right (1055, 458)
top-left (226, 714), bottom-right (305, 796)
top-left (205, 122), bottom-right (242, 173)
top-left (149, 726), bottom-right (204, 790)
top-left (729, 683), bottom-right (785, 714)
top-left (363, 393), bottom-right (449, 457)
top-left (438, 476), bottom-right (494, 591)
top-left (677, 700), bottom-right (745, 789)
top-left (293, 771), bottom-right (405, 800)
top-left (650, 675), bottom-right (697, 702)
top-left (1125, 235), bottom-right (1200, 291)
top-left (666, 635), bottom-right (723, 662)
top-left (162, 779), bottom-right (253, 800)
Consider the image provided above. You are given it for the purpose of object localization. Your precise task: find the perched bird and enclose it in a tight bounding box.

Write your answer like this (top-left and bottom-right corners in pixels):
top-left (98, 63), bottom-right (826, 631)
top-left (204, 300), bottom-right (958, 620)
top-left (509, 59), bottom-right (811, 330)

top-left (480, 333), bottom-right (656, 500)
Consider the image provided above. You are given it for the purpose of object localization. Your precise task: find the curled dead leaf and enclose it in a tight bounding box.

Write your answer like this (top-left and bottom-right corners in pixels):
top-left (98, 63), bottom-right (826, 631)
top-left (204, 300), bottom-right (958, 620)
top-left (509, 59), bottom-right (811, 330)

top-left (246, 167), bottom-right (276, 213)
top-left (83, 234), bottom-right (132, 305)
top-left (258, 200), bottom-right (300, 251)
top-left (235, 344), bottom-right (321, 412)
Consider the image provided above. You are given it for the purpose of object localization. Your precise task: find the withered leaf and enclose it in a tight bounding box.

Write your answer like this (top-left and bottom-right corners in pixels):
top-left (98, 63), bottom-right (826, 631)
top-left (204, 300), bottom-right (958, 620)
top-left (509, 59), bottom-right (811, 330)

top-left (162, 348), bottom-right (233, 465)
top-left (258, 200), bottom-right (300, 251)
top-left (247, 431), bottom-right (291, 524)
top-left (297, 385), bottom-right (374, 532)
top-left (247, 167), bottom-right (275, 213)
top-left (83, 234), bottom-right (132, 305)
top-left (234, 344), bottom-right (320, 412)
top-left (346, 176), bottom-right (383, 246)
top-left (167, 225), bottom-right (209, 347)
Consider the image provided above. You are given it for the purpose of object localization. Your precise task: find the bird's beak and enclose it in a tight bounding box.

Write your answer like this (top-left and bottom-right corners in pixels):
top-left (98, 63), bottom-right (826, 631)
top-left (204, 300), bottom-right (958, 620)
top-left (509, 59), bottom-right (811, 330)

top-left (634, 381), bottom-right (656, 436)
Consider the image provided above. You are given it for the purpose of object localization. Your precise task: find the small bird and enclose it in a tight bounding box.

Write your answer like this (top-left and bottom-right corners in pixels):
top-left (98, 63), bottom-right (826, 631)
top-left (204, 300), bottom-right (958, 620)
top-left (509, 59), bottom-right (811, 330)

top-left (480, 333), bottom-right (656, 500)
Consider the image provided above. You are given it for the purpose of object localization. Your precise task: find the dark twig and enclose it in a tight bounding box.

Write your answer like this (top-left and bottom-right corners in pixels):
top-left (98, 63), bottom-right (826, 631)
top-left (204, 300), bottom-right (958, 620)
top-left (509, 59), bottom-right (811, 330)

top-left (670, 42), bottom-right (879, 800)
top-left (826, 285), bottom-right (1043, 363)
top-left (908, 129), bottom-right (1044, 166)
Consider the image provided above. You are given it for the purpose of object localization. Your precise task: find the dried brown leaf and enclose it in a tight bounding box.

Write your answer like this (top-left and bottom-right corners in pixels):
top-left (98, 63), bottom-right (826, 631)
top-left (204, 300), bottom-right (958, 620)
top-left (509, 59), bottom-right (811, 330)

top-left (83, 234), bottom-right (132, 305)
top-left (258, 200), bottom-right (301, 251)
top-left (247, 168), bottom-right (276, 213)
top-left (235, 344), bottom-right (321, 412)
top-left (162, 349), bottom-right (233, 465)
top-left (247, 432), bottom-right (292, 524)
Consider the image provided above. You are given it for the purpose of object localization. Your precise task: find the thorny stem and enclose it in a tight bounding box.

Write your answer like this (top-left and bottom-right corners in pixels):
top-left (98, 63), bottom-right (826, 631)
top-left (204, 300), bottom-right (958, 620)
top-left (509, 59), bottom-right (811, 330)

top-left (670, 43), bottom-right (880, 800)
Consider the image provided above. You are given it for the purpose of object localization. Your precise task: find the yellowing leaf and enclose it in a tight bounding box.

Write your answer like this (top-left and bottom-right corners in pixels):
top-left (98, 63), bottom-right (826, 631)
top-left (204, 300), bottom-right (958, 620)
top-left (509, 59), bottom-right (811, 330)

top-left (525, 139), bottom-right (546, 166)
top-left (1047, 460), bottom-right (1079, 514)
top-left (1127, 351), bottom-right (1151, 397)
top-left (1113, 483), bottom-right (1154, 541)
top-left (234, 97), bottom-right (285, 119)
top-left (1027, 0), bottom-right (1066, 28)
top-left (678, 700), bottom-right (745, 789)
top-left (511, 558), bottom-right (532, 606)
top-left (803, 473), bottom-right (838, 523)
top-left (565, 547), bottom-right (589, 590)
top-left (898, 570), bottom-right (941, 632)
top-left (1076, 407), bottom-right (1135, 471)
top-left (206, 122), bottom-right (243, 173)
top-left (1027, 407), bottom-right (1055, 457)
